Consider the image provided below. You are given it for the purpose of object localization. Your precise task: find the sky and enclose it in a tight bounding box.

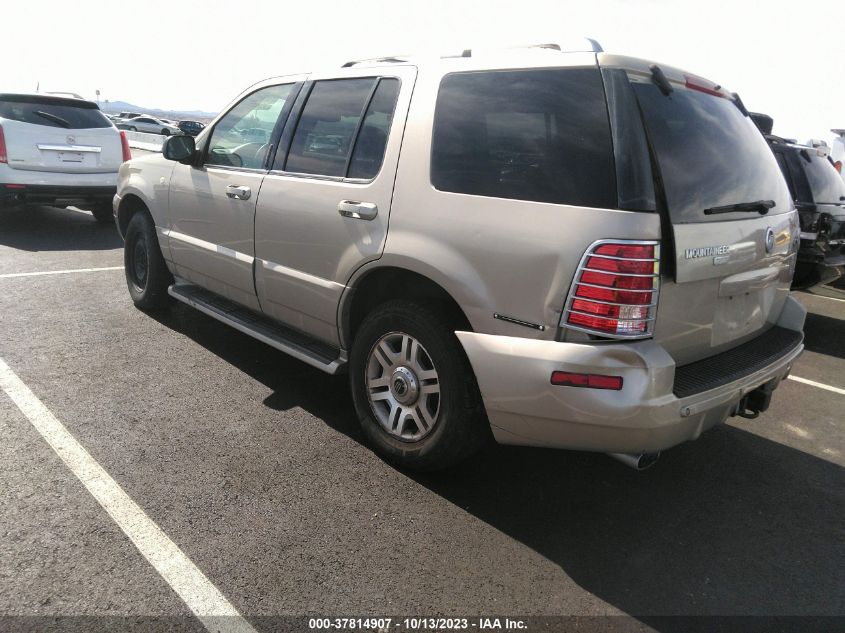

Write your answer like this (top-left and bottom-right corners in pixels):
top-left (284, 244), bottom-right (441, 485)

top-left (4, 0), bottom-right (843, 143)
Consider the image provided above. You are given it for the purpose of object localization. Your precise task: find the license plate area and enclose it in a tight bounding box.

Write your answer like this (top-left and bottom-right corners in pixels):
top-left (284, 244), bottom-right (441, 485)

top-left (59, 151), bottom-right (84, 163)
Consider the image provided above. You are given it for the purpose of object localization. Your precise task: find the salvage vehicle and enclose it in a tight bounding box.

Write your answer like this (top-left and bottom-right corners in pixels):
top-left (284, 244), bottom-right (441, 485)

top-left (751, 116), bottom-right (845, 288)
top-left (114, 43), bottom-right (805, 470)
top-left (1, 93), bottom-right (130, 222)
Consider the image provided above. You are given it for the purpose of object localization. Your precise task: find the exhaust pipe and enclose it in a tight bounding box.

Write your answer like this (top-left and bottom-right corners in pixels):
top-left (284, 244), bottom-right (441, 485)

top-left (608, 451), bottom-right (661, 471)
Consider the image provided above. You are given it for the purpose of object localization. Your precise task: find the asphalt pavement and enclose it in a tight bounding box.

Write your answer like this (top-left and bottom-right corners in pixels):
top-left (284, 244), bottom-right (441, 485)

top-left (0, 202), bottom-right (843, 633)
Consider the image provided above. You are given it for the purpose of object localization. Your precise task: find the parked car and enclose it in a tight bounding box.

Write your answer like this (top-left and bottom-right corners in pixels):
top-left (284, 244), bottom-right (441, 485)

top-left (114, 46), bottom-right (805, 471)
top-left (751, 117), bottom-right (845, 288)
top-left (1, 92), bottom-right (131, 222)
top-left (832, 129), bottom-right (845, 177)
top-left (177, 120), bottom-right (206, 136)
top-left (118, 116), bottom-right (180, 136)
top-left (116, 111), bottom-right (142, 121)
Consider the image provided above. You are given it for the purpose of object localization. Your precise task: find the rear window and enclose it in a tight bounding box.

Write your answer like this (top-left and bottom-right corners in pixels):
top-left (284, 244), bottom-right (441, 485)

top-left (431, 68), bottom-right (616, 209)
top-left (0, 97), bottom-right (111, 129)
top-left (799, 150), bottom-right (845, 205)
top-left (633, 80), bottom-right (791, 223)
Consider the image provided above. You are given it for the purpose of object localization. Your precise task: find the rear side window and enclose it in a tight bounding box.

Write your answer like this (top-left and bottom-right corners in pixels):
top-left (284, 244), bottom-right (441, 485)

top-left (0, 98), bottom-right (111, 129)
top-left (347, 79), bottom-right (400, 179)
top-left (431, 68), bottom-right (616, 208)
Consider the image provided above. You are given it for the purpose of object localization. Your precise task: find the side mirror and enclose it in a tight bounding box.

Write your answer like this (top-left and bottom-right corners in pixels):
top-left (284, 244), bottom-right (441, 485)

top-left (163, 135), bottom-right (196, 163)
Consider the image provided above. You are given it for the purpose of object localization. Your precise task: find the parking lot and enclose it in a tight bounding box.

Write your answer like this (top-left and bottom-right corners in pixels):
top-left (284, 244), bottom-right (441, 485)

top-left (1, 201), bottom-right (843, 632)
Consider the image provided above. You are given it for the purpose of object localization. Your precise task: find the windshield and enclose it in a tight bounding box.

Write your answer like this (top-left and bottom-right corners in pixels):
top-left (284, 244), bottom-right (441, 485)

top-left (801, 151), bottom-right (845, 205)
top-left (632, 79), bottom-right (791, 223)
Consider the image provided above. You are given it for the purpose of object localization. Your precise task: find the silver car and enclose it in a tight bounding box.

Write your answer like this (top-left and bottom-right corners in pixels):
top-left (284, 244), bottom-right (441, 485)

top-left (119, 115), bottom-right (180, 136)
top-left (113, 43), bottom-right (805, 471)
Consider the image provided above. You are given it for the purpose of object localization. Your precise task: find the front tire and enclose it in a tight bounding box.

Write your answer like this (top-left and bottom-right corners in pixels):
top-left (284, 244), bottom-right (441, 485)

top-left (350, 300), bottom-right (488, 471)
top-left (124, 211), bottom-right (172, 310)
top-left (161, 129), bottom-right (170, 136)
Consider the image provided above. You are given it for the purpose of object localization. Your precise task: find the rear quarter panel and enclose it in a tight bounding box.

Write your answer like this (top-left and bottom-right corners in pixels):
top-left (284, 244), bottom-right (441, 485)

top-left (381, 57), bottom-right (662, 340)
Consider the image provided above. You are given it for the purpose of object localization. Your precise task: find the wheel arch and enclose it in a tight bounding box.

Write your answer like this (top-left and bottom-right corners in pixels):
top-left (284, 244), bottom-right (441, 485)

top-left (116, 192), bottom-right (150, 238)
top-left (339, 264), bottom-right (477, 350)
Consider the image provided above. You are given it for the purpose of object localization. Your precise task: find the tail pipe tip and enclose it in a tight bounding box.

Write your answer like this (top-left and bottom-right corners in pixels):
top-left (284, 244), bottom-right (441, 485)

top-left (608, 451), bottom-right (661, 471)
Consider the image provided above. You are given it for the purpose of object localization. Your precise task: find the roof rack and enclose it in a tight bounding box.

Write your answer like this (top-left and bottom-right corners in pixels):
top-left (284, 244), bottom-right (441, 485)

top-left (341, 56), bottom-right (408, 68)
top-left (446, 39), bottom-right (604, 59)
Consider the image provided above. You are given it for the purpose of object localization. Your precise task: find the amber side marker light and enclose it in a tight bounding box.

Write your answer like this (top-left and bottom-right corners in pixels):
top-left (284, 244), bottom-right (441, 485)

top-left (550, 371), bottom-right (623, 390)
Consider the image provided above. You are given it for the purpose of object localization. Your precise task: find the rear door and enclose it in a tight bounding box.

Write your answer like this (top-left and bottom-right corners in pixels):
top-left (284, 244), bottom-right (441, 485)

top-left (0, 95), bottom-right (121, 173)
top-left (254, 66), bottom-right (416, 346)
top-left (624, 67), bottom-right (797, 364)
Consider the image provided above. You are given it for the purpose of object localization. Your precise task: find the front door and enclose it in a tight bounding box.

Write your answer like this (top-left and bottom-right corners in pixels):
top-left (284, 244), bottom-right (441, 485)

top-left (254, 67), bottom-right (417, 345)
top-left (167, 82), bottom-right (298, 310)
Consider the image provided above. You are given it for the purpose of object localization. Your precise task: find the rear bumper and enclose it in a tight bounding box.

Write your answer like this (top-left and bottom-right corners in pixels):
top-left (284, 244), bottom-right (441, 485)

top-left (457, 295), bottom-right (806, 454)
top-left (0, 183), bottom-right (116, 209)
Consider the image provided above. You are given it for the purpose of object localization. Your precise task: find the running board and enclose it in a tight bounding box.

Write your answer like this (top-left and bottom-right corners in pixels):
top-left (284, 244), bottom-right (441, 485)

top-left (168, 282), bottom-right (347, 374)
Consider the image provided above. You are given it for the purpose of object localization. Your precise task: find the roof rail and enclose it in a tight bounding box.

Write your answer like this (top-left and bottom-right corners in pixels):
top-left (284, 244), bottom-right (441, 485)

top-left (444, 38), bottom-right (603, 59)
top-left (341, 56), bottom-right (407, 68)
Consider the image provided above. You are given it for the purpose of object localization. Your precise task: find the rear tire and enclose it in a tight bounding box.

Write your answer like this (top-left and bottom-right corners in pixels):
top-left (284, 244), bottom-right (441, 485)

top-left (349, 299), bottom-right (488, 471)
top-left (90, 204), bottom-right (114, 224)
top-left (128, 126), bottom-right (137, 132)
top-left (124, 211), bottom-right (172, 310)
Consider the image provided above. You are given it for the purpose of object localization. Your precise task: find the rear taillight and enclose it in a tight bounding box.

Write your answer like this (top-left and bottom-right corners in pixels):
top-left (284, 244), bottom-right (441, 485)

top-left (119, 131), bottom-right (132, 162)
top-left (0, 124), bottom-right (7, 164)
top-left (561, 240), bottom-right (660, 339)
top-left (835, 160), bottom-right (842, 174)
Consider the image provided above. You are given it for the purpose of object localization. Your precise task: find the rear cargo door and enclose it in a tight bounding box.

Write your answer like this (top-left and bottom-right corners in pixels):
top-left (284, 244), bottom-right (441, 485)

top-left (630, 73), bottom-right (798, 365)
top-left (0, 96), bottom-right (122, 173)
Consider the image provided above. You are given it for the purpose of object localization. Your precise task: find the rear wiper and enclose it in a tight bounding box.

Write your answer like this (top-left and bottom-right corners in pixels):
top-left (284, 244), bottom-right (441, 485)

top-left (34, 110), bottom-right (71, 128)
top-left (649, 64), bottom-right (673, 96)
top-left (704, 200), bottom-right (776, 215)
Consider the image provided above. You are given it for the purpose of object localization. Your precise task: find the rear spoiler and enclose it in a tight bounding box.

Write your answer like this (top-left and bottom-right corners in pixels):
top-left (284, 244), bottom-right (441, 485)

top-left (750, 112), bottom-right (774, 135)
top-left (832, 129), bottom-right (845, 138)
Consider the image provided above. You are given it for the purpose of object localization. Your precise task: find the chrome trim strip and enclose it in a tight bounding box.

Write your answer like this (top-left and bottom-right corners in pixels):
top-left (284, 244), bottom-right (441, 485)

top-left (569, 296), bottom-right (658, 308)
top-left (586, 253), bottom-right (660, 262)
top-left (580, 267), bottom-right (659, 278)
top-left (259, 258), bottom-right (344, 290)
top-left (37, 144), bottom-right (102, 153)
top-left (567, 309), bottom-right (655, 323)
top-left (493, 313), bottom-right (546, 331)
top-left (163, 229), bottom-right (254, 264)
top-left (574, 281), bottom-right (655, 294)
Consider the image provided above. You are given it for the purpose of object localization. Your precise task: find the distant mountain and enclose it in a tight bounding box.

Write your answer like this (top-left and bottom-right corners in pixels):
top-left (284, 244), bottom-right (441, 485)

top-left (101, 100), bottom-right (218, 122)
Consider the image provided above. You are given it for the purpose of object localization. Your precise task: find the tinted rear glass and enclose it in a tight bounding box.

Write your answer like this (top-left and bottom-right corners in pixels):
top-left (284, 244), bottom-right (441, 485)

top-left (800, 151), bottom-right (845, 205)
top-left (431, 68), bottom-right (616, 208)
top-left (0, 99), bottom-right (111, 129)
top-left (633, 80), bottom-right (790, 222)
top-left (347, 78), bottom-right (400, 179)
top-left (285, 78), bottom-right (376, 177)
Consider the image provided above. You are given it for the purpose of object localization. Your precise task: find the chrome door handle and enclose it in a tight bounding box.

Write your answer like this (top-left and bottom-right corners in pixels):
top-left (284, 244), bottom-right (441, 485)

top-left (338, 200), bottom-right (378, 220)
top-left (226, 185), bottom-right (251, 200)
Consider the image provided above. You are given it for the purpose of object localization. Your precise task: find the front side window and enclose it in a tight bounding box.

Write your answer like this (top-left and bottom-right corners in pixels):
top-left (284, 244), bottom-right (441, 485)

top-left (431, 68), bottom-right (616, 208)
top-left (206, 83), bottom-right (293, 169)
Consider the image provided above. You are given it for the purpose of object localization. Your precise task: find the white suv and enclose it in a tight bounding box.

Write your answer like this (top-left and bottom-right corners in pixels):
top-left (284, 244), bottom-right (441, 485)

top-left (0, 93), bottom-right (130, 222)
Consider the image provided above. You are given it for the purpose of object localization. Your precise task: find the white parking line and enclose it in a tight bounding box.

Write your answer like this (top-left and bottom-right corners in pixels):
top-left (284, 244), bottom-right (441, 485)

top-left (804, 293), bottom-right (845, 304)
top-left (0, 357), bottom-right (257, 633)
top-left (0, 266), bottom-right (123, 279)
top-left (788, 375), bottom-right (845, 396)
